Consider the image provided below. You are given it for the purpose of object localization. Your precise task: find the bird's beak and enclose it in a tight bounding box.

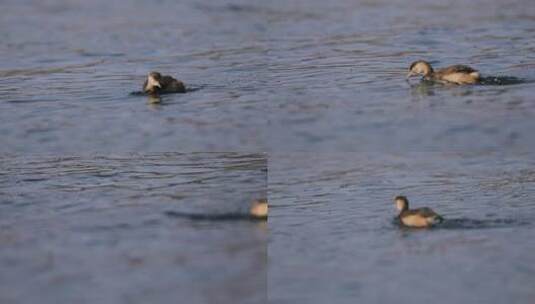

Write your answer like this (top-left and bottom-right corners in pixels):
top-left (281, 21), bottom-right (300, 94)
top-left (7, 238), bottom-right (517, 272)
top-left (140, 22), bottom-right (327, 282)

top-left (154, 82), bottom-right (161, 88)
top-left (406, 71), bottom-right (415, 79)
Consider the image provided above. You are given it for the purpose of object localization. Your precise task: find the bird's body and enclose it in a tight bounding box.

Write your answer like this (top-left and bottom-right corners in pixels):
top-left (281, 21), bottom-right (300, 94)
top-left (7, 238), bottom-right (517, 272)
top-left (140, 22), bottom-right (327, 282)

top-left (395, 196), bottom-right (443, 228)
top-left (407, 61), bottom-right (480, 85)
top-left (250, 199), bottom-right (268, 219)
top-left (143, 71), bottom-right (186, 95)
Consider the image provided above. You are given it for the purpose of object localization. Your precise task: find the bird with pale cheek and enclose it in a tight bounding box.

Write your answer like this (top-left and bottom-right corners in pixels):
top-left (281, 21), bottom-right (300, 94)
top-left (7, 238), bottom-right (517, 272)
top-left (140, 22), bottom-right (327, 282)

top-left (143, 71), bottom-right (186, 95)
top-left (407, 60), bottom-right (480, 85)
top-left (394, 195), bottom-right (444, 228)
top-left (249, 199), bottom-right (268, 219)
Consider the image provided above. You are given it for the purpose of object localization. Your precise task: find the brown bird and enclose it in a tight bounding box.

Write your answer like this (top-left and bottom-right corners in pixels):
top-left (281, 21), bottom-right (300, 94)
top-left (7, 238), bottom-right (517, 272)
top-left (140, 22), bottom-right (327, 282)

top-left (407, 60), bottom-right (480, 85)
top-left (143, 71), bottom-right (186, 94)
top-left (394, 195), bottom-right (443, 228)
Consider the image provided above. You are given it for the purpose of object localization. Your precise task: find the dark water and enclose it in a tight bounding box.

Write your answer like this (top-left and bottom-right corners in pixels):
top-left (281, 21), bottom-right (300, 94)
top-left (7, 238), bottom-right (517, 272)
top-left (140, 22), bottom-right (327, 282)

top-left (269, 152), bottom-right (535, 304)
top-left (0, 153), bottom-right (267, 304)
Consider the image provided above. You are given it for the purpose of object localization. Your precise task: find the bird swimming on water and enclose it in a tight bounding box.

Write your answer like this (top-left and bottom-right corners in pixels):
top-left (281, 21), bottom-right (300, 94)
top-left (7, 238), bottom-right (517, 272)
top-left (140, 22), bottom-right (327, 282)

top-left (143, 71), bottom-right (186, 95)
top-left (407, 60), bottom-right (480, 85)
top-left (394, 195), bottom-right (443, 228)
top-left (250, 199), bottom-right (268, 219)
top-left (164, 199), bottom-right (268, 221)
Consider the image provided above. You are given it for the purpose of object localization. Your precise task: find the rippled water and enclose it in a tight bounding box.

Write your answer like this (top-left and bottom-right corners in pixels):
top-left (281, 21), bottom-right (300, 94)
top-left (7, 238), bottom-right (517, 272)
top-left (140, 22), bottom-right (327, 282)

top-left (2, 0), bottom-right (535, 152)
top-left (269, 152), bottom-right (535, 304)
top-left (0, 0), bottom-right (269, 152)
top-left (263, 0), bottom-right (535, 151)
top-left (2, 0), bottom-right (535, 303)
top-left (0, 153), bottom-right (267, 304)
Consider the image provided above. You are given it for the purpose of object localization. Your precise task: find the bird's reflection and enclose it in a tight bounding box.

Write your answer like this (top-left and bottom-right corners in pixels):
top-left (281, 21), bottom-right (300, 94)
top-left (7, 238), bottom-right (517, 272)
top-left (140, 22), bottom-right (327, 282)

top-left (147, 94), bottom-right (162, 104)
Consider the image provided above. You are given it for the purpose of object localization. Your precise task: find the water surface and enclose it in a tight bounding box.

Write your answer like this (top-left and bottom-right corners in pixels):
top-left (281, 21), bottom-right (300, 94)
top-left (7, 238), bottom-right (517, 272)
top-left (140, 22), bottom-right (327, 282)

top-left (263, 0), bottom-right (535, 151)
top-left (2, 0), bottom-right (535, 151)
top-left (269, 152), bottom-right (535, 304)
top-left (0, 0), bottom-right (269, 152)
top-left (0, 153), bottom-right (267, 304)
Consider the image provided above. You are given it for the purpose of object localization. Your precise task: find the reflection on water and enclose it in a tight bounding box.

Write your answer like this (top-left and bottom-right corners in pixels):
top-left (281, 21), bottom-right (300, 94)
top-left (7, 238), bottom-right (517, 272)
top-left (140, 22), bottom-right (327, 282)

top-left (0, 153), bottom-right (267, 304)
top-left (147, 94), bottom-right (162, 104)
top-left (269, 152), bottom-right (535, 304)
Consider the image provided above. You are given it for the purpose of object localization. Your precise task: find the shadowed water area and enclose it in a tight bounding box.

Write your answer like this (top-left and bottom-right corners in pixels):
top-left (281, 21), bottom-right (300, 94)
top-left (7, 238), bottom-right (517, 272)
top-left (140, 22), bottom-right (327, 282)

top-left (269, 152), bottom-right (535, 304)
top-left (0, 153), bottom-right (267, 304)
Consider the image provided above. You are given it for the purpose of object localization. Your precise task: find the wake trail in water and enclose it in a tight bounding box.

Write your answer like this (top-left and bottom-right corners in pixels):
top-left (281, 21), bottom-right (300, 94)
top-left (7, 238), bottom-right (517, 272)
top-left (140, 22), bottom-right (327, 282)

top-left (164, 210), bottom-right (267, 221)
top-left (478, 76), bottom-right (528, 86)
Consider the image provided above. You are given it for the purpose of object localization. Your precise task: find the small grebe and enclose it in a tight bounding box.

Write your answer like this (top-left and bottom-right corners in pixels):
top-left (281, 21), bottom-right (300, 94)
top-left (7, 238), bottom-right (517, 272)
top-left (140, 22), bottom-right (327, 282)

top-left (395, 195), bottom-right (443, 228)
top-left (250, 199), bottom-right (268, 219)
top-left (407, 60), bottom-right (480, 85)
top-left (143, 71), bottom-right (186, 94)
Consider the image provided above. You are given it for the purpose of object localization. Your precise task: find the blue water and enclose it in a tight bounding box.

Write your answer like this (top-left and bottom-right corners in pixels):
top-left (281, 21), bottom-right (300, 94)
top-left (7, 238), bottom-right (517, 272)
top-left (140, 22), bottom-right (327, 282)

top-left (269, 152), bottom-right (535, 304)
top-left (0, 153), bottom-right (267, 304)
top-left (2, 0), bottom-right (535, 303)
top-left (0, 0), bottom-right (269, 152)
